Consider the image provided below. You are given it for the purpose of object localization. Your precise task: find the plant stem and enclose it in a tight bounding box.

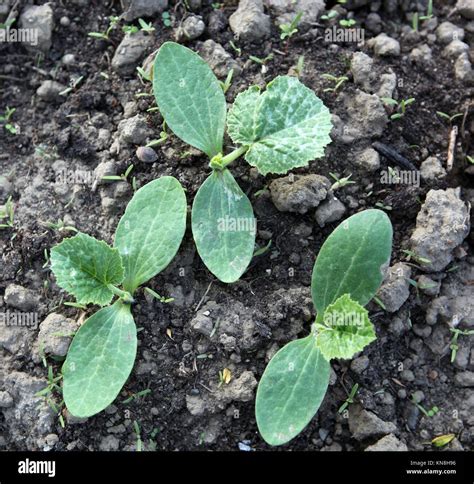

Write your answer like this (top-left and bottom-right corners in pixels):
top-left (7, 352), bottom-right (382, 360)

top-left (210, 145), bottom-right (248, 170)
top-left (107, 284), bottom-right (134, 303)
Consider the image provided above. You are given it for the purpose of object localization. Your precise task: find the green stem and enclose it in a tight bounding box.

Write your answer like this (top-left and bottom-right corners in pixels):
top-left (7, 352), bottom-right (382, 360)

top-left (210, 145), bottom-right (248, 170)
top-left (107, 284), bottom-right (134, 304)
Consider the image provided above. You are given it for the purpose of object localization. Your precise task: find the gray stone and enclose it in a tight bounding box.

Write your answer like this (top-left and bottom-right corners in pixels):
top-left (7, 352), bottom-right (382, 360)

top-left (365, 433), bottom-right (408, 451)
top-left (264, 0), bottom-right (325, 32)
top-left (349, 405), bottom-right (397, 440)
top-left (4, 284), bottom-right (39, 311)
top-left (315, 195), bottom-right (346, 227)
top-left (350, 51), bottom-right (374, 92)
top-left (420, 156), bottom-right (446, 181)
top-left (400, 369), bottom-right (415, 382)
top-left (454, 53), bottom-right (474, 84)
top-left (208, 9), bottom-right (228, 34)
top-left (436, 22), bottom-right (465, 44)
top-left (350, 355), bottom-right (370, 374)
top-left (0, 390), bottom-right (13, 408)
top-left (409, 44), bottom-right (433, 64)
top-left (410, 188), bottom-right (470, 272)
top-left (19, 4), bottom-right (54, 53)
top-left (99, 435), bottom-right (120, 451)
top-left (376, 72), bottom-right (397, 99)
top-left (270, 174), bottom-right (330, 214)
top-left (36, 313), bottom-right (77, 357)
top-left (0, 175), bottom-right (12, 200)
top-left (118, 115), bottom-right (153, 145)
top-left (370, 33), bottom-right (400, 56)
top-left (112, 32), bottom-right (153, 75)
top-left (457, 0), bottom-right (474, 19)
top-left (198, 40), bottom-right (241, 78)
top-left (365, 12), bottom-right (382, 34)
top-left (175, 15), bottom-right (206, 41)
top-left (122, 0), bottom-right (168, 21)
top-left (377, 263), bottom-right (411, 313)
top-left (442, 40), bottom-right (469, 59)
top-left (36, 81), bottom-right (66, 102)
top-left (354, 147), bottom-right (380, 172)
top-left (417, 275), bottom-right (440, 296)
top-left (136, 146), bottom-right (158, 163)
top-left (229, 0), bottom-right (271, 43)
top-left (189, 312), bottom-right (213, 338)
top-left (455, 371), bottom-right (474, 387)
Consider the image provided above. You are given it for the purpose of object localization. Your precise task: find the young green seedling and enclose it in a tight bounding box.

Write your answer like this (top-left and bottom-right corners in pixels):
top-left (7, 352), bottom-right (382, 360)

top-left (255, 209), bottom-right (393, 446)
top-left (321, 74), bottom-right (348, 93)
top-left (0, 106), bottom-right (18, 135)
top-left (279, 12), bottom-right (303, 40)
top-left (381, 97), bottom-right (416, 120)
top-left (49, 176), bottom-right (187, 417)
top-left (88, 15), bottom-right (119, 41)
top-left (153, 42), bottom-right (332, 283)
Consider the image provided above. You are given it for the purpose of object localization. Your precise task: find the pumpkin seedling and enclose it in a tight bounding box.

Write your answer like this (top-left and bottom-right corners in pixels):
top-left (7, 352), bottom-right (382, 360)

top-left (153, 42), bottom-right (332, 283)
top-left (49, 177), bottom-right (187, 417)
top-left (255, 209), bottom-right (393, 446)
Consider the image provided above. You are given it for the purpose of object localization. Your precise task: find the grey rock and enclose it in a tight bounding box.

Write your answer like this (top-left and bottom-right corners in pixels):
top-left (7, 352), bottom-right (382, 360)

top-left (189, 312), bottom-right (213, 338)
top-left (455, 371), bottom-right (474, 387)
top-left (208, 9), bottom-right (228, 34)
top-left (369, 33), bottom-right (400, 56)
top-left (62, 53), bottom-right (76, 66)
top-left (118, 115), bottom-right (153, 145)
top-left (354, 147), bottom-right (380, 172)
top-left (198, 40), bottom-right (241, 78)
top-left (4, 284), bottom-right (39, 311)
top-left (99, 435), bottom-right (120, 451)
top-left (350, 52), bottom-right (374, 92)
top-left (349, 405), bottom-right (397, 440)
top-left (436, 22), bottom-right (465, 44)
top-left (454, 53), bottom-right (474, 84)
top-left (442, 40), bottom-right (469, 59)
top-left (420, 156), bottom-right (446, 181)
top-left (409, 188), bottom-right (470, 272)
top-left (377, 263), bottom-right (411, 313)
top-left (229, 0), bottom-right (271, 43)
top-left (136, 146), bottom-right (158, 163)
top-left (365, 433), bottom-right (408, 451)
top-left (36, 81), bottom-right (66, 102)
top-left (365, 12), bottom-right (382, 34)
top-left (351, 355), bottom-right (370, 374)
top-left (376, 72), bottom-right (397, 99)
top-left (264, 0), bottom-right (325, 32)
top-left (417, 275), bottom-right (440, 296)
top-left (122, 0), bottom-right (168, 21)
top-left (19, 4), bottom-right (54, 53)
top-left (112, 32), bottom-right (153, 75)
top-left (94, 161), bottom-right (117, 186)
top-left (36, 313), bottom-right (77, 357)
top-left (315, 195), bottom-right (346, 227)
top-left (175, 15), bottom-right (206, 41)
top-left (0, 391), bottom-right (13, 408)
top-left (270, 174), bottom-right (330, 214)
top-left (0, 175), bottom-right (12, 200)
top-left (400, 369), bottom-right (415, 382)
top-left (409, 44), bottom-right (433, 64)
top-left (457, 0), bottom-right (474, 19)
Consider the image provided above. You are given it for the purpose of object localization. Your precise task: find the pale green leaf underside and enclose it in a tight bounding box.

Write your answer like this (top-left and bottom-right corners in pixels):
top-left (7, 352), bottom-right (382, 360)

top-left (316, 294), bottom-right (376, 360)
top-left (227, 76), bottom-right (333, 175)
top-left (312, 209), bottom-right (393, 314)
top-left (114, 176), bottom-right (187, 294)
top-left (62, 301), bottom-right (137, 418)
top-left (256, 335), bottom-right (330, 446)
top-left (50, 233), bottom-right (124, 306)
top-left (191, 169), bottom-right (256, 283)
top-left (153, 41), bottom-right (226, 158)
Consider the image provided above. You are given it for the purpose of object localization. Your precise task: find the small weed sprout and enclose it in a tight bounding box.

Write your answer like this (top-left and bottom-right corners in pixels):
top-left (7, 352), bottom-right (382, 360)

top-left (279, 12), bottom-right (303, 40)
top-left (88, 15), bottom-right (119, 41)
top-left (0, 196), bottom-right (15, 229)
top-left (0, 106), bottom-right (18, 134)
top-left (321, 74), bottom-right (349, 93)
top-left (381, 97), bottom-right (416, 120)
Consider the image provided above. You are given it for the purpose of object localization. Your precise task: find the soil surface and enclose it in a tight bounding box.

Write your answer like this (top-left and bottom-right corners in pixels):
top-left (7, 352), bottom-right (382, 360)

top-left (0, 0), bottom-right (473, 452)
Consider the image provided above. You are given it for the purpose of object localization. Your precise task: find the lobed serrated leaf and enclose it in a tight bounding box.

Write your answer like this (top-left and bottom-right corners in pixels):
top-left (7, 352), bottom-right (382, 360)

top-left (315, 294), bottom-right (376, 360)
top-left (312, 209), bottom-right (393, 314)
top-left (227, 76), bottom-right (332, 175)
top-left (50, 233), bottom-right (124, 306)
top-left (62, 301), bottom-right (137, 417)
top-left (114, 176), bottom-right (187, 294)
top-left (256, 335), bottom-right (330, 446)
top-left (191, 169), bottom-right (256, 283)
top-left (153, 42), bottom-right (226, 158)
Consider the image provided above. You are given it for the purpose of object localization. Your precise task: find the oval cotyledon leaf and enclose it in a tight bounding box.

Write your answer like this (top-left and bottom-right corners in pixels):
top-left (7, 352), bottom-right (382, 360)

top-left (255, 335), bottom-right (330, 446)
top-left (114, 176), bottom-right (187, 294)
top-left (191, 169), bottom-right (256, 283)
top-left (153, 41), bottom-right (226, 158)
top-left (62, 301), bottom-right (137, 418)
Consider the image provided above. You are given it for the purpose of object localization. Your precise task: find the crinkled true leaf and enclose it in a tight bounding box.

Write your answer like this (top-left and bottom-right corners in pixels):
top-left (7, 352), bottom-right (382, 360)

top-left (62, 301), bottom-right (137, 418)
top-left (312, 209), bottom-right (393, 314)
top-left (227, 76), bottom-right (332, 175)
top-left (256, 335), bottom-right (330, 446)
top-left (50, 233), bottom-right (124, 306)
top-left (114, 176), bottom-right (187, 294)
top-left (191, 169), bottom-right (256, 283)
top-left (315, 294), bottom-right (376, 360)
top-left (153, 41), bottom-right (226, 158)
